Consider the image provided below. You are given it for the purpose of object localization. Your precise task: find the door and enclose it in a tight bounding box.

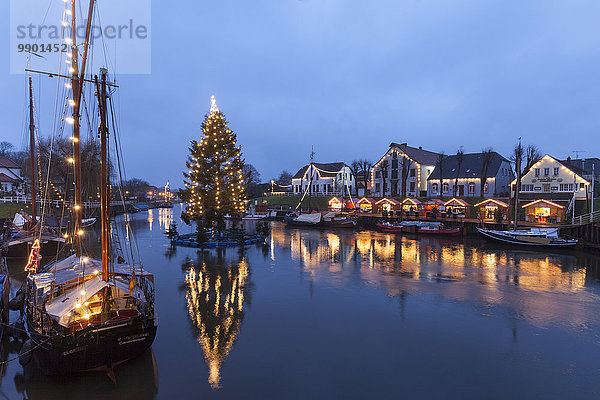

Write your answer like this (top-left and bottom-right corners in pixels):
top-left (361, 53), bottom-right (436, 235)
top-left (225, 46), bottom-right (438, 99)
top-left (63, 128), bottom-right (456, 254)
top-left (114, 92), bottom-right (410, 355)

top-left (458, 185), bottom-right (465, 196)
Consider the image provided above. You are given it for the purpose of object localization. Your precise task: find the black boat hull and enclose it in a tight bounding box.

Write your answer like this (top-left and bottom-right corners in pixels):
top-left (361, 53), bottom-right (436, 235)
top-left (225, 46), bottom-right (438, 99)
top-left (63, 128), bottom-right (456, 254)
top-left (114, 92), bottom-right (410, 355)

top-left (27, 318), bottom-right (157, 375)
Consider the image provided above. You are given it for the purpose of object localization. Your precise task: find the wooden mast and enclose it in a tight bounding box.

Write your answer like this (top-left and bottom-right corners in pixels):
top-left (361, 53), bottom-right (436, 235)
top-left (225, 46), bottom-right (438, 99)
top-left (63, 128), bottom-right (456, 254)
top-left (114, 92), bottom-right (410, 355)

top-left (28, 75), bottom-right (37, 225)
top-left (95, 69), bottom-right (110, 281)
top-left (70, 0), bottom-right (95, 254)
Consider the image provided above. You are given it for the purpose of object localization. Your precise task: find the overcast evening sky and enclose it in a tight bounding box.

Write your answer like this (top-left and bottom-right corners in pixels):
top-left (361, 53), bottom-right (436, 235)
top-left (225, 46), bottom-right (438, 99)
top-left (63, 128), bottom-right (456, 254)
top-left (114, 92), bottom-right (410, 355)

top-left (2, 0), bottom-right (600, 188)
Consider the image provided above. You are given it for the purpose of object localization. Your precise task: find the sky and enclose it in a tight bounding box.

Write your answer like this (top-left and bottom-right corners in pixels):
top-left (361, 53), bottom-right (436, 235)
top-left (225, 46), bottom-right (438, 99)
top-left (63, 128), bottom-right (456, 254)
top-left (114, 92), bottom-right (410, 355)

top-left (2, 0), bottom-right (600, 188)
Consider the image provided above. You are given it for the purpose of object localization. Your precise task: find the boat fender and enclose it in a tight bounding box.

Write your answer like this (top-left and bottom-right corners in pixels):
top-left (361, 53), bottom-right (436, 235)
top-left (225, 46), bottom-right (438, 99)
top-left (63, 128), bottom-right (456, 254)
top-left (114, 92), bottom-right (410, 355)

top-left (9, 289), bottom-right (25, 311)
top-left (19, 339), bottom-right (33, 366)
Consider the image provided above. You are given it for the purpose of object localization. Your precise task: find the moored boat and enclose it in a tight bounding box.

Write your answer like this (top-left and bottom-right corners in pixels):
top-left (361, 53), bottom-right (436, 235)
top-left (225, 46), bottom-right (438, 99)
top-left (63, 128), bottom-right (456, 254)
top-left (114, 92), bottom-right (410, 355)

top-left (321, 212), bottom-right (356, 228)
top-left (477, 227), bottom-right (578, 247)
top-left (418, 224), bottom-right (461, 236)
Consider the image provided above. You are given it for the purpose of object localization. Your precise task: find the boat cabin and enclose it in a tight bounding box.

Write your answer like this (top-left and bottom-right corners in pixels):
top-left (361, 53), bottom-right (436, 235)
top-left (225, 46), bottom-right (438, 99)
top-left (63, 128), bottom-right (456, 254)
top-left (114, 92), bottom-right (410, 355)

top-left (443, 198), bottom-right (469, 218)
top-left (356, 197), bottom-right (376, 213)
top-left (475, 199), bottom-right (509, 221)
top-left (522, 199), bottom-right (565, 223)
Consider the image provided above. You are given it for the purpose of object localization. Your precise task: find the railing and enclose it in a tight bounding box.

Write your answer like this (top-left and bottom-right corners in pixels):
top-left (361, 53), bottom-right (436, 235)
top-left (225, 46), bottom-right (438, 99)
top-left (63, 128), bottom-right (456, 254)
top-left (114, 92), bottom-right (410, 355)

top-left (0, 196), bottom-right (132, 209)
top-left (572, 210), bottom-right (600, 226)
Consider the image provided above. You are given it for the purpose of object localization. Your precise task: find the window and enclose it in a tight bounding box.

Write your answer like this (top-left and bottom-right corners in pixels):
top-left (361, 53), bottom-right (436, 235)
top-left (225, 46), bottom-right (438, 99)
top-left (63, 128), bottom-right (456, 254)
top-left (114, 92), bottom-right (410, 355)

top-left (409, 181), bottom-right (415, 192)
top-left (375, 183), bottom-right (380, 193)
top-left (553, 167), bottom-right (559, 176)
top-left (543, 184), bottom-right (551, 192)
top-left (443, 183), bottom-right (449, 193)
top-left (535, 168), bottom-right (540, 177)
top-left (544, 168), bottom-right (550, 176)
top-left (410, 168), bottom-right (416, 177)
top-left (484, 183), bottom-right (489, 193)
top-left (521, 184), bottom-right (534, 192)
top-left (375, 170), bottom-right (381, 178)
top-left (392, 159), bottom-right (398, 169)
top-left (432, 183), bottom-right (439, 192)
top-left (392, 152), bottom-right (397, 159)
top-left (391, 170), bottom-right (398, 180)
top-left (560, 183), bottom-right (574, 192)
top-left (469, 182), bottom-right (475, 194)
top-left (328, 184), bottom-right (333, 192)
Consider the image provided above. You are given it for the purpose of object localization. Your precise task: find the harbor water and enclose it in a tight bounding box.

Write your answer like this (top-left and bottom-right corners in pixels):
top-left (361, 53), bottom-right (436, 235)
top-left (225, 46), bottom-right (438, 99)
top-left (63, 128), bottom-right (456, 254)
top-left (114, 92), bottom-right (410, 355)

top-left (3, 204), bottom-right (600, 399)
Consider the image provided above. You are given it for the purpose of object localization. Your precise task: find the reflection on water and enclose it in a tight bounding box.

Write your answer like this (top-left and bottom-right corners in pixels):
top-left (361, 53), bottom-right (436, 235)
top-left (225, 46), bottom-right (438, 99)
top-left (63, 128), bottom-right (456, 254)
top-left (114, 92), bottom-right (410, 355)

top-left (182, 250), bottom-right (251, 389)
top-left (147, 208), bottom-right (174, 232)
top-left (273, 223), bottom-right (600, 330)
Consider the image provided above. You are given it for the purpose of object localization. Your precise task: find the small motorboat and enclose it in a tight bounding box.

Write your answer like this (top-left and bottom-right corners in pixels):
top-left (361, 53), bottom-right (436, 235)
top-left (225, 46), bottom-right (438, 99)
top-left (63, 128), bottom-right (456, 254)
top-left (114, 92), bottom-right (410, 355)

top-left (242, 214), bottom-right (267, 221)
top-left (321, 212), bottom-right (356, 228)
top-left (285, 212), bottom-right (322, 227)
top-left (377, 221), bottom-right (441, 234)
top-left (418, 224), bottom-right (461, 236)
top-left (477, 227), bottom-right (578, 247)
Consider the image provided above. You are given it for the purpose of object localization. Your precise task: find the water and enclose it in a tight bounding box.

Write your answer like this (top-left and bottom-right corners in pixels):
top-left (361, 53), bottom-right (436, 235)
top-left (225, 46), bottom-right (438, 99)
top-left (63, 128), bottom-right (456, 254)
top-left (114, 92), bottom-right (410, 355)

top-left (3, 205), bottom-right (600, 399)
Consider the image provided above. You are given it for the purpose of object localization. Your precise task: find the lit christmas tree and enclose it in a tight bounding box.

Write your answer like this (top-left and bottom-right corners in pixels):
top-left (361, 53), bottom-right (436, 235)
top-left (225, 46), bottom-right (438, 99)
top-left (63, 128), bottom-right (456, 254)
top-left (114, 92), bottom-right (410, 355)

top-left (183, 96), bottom-right (246, 229)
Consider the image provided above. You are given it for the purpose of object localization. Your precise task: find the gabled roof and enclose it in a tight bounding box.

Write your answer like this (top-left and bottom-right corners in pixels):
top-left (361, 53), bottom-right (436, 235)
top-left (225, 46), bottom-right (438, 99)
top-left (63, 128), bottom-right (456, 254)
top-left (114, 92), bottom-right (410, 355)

top-left (328, 197), bottom-right (343, 205)
top-left (375, 197), bottom-right (400, 205)
top-left (444, 198), bottom-right (469, 207)
top-left (388, 143), bottom-right (440, 166)
top-left (522, 199), bottom-right (565, 209)
top-left (428, 152), bottom-right (509, 181)
top-left (0, 173), bottom-right (20, 183)
top-left (474, 199), bottom-right (509, 208)
top-left (513, 155), bottom-right (590, 184)
top-left (356, 197), bottom-right (376, 205)
top-left (401, 198), bottom-right (421, 205)
top-left (0, 157), bottom-right (20, 169)
top-left (293, 162), bottom-right (347, 179)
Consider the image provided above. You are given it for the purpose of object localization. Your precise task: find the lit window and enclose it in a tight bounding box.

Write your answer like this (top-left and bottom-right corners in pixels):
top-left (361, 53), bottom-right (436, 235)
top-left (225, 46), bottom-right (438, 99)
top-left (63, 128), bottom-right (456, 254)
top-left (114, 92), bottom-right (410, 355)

top-left (432, 183), bottom-right (439, 192)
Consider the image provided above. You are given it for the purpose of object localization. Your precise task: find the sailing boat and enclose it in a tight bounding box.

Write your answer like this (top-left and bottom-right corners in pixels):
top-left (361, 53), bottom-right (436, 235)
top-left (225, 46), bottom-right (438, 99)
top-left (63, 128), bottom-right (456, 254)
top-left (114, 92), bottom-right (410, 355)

top-left (3, 76), bottom-right (66, 258)
top-left (22, 1), bottom-right (156, 375)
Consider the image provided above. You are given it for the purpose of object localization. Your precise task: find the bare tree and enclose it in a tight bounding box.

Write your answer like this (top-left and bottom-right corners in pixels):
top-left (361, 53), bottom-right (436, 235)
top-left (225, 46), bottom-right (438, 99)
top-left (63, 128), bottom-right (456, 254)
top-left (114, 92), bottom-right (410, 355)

top-left (453, 147), bottom-right (464, 197)
top-left (436, 152), bottom-right (445, 200)
top-left (480, 148), bottom-right (494, 197)
top-left (354, 159), bottom-right (372, 197)
top-left (350, 160), bottom-right (362, 196)
top-left (275, 170), bottom-right (292, 186)
top-left (525, 145), bottom-right (542, 172)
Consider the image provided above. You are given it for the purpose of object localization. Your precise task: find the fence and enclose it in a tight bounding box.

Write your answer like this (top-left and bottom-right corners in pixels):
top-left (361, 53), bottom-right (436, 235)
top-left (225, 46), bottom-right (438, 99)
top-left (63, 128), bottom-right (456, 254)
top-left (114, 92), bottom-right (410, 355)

top-left (0, 196), bottom-right (132, 209)
top-left (572, 210), bottom-right (600, 226)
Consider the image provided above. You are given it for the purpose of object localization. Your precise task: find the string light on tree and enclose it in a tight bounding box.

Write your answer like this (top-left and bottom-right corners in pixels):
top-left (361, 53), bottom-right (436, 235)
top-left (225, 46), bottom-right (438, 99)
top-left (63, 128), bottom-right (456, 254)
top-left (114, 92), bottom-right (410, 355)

top-left (183, 95), bottom-right (247, 229)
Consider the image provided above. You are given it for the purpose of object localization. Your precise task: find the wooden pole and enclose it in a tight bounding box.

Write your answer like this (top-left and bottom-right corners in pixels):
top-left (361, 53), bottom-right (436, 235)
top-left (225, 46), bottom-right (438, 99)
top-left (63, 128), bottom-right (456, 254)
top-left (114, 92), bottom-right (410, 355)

top-left (28, 75), bottom-right (37, 225)
top-left (70, 0), bottom-right (95, 255)
top-left (95, 70), bottom-right (110, 281)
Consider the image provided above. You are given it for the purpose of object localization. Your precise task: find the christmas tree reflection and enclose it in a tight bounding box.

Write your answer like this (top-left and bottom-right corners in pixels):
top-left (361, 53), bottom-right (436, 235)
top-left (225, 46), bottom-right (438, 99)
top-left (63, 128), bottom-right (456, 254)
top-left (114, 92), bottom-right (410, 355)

top-left (183, 250), bottom-right (251, 389)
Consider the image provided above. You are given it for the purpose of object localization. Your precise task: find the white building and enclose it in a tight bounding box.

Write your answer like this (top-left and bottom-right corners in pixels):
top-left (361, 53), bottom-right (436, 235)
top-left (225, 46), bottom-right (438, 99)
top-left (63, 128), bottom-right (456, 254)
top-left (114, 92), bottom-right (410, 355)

top-left (292, 162), bottom-right (355, 196)
top-left (512, 154), bottom-right (592, 202)
top-left (0, 157), bottom-right (23, 194)
top-left (427, 152), bottom-right (513, 198)
top-left (371, 143), bottom-right (439, 198)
